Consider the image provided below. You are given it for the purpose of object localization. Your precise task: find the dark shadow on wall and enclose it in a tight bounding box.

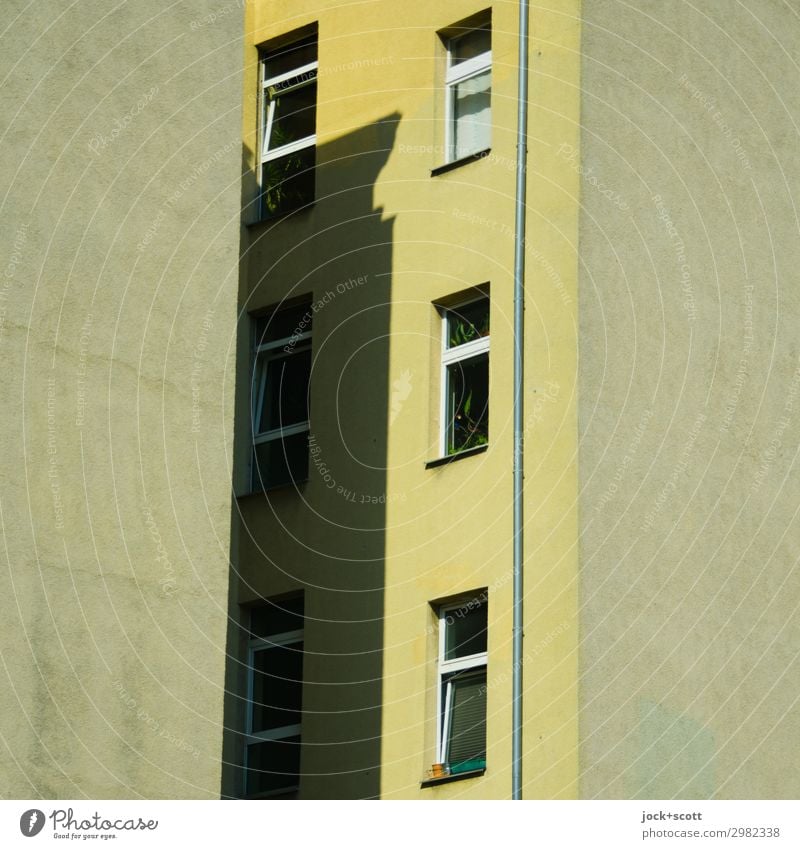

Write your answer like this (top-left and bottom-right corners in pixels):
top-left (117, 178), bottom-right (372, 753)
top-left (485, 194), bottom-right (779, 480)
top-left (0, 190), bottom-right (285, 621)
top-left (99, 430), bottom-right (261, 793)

top-left (220, 113), bottom-right (400, 799)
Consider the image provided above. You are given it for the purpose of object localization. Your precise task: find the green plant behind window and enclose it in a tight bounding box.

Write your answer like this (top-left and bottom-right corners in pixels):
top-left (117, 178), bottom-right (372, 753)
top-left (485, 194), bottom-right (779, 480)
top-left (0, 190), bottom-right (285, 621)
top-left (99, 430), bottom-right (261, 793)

top-left (447, 355), bottom-right (489, 454)
top-left (448, 301), bottom-right (489, 348)
top-left (261, 96), bottom-right (315, 217)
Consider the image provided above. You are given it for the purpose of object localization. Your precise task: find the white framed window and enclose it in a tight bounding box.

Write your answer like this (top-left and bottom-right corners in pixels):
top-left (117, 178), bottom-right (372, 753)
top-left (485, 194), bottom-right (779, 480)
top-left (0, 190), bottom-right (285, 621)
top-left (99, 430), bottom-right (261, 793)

top-left (436, 595), bottom-right (488, 774)
top-left (251, 301), bottom-right (312, 490)
top-left (258, 30), bottom-right (318, 217)
top-left (243, 596), bottom-right (304, 797)
top-left (444, 22), bottom-right (491, 162)
top-left (439, 294), bottom-right (490, 456)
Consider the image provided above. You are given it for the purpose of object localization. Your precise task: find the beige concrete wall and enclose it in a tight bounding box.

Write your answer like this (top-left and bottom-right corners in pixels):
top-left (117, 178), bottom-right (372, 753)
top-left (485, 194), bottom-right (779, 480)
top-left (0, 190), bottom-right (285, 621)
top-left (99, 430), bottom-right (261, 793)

top-left (578, 0), bottom-right (800, 798)
top-left (0, 1), bottom-right (242, 797)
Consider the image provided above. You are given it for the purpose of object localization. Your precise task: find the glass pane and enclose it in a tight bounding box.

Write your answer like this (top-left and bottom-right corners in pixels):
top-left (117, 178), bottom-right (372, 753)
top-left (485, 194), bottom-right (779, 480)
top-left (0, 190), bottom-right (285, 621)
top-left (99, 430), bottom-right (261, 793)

top-left (249, 596), bottom-right (304, 640)
top-left (453, 69), bottom-right (491, 160)
top-left (256, 347), bottom-right (311, 434)
top-left (251, 642), bottom-right (304, 732)
top-left (445, 670), bottom-right (487, 770)
top-left (446, 298), bottom-right (489, 348)
top-left (451, 26), bottom-right (491, 65)
top-left (266, 81), bottom-right (317, 152)
top-left (261, 147), bottom-right (315, 217)
top-left (444, 600), bottom-right (487, 660)
top-left (263, 35), bottom-right (317, 80)
top-left (446, 353), bottom-right (489, 454)
top-left (255, 304), bottom-right (312, 348)
top-left (252, 431), bottom-right (310, 491)
top-left (245, 735), bottom-right (301, 796)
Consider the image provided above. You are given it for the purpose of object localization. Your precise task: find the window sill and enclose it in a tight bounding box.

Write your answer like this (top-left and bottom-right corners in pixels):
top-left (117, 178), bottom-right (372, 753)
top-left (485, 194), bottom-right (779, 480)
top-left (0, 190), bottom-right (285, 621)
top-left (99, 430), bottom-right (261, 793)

top-left (237, 478), bottom-right (310, 499)
top-left (242, 787), bottom-right (299, 800)
top-left (420, 767), bottom-right (486, 789)
top-left (431, 148), bottom-right (491, 177)
top-left (425, 444), bottom-right (488, 469)
top-left (245, 200), bottom-right (316, 228)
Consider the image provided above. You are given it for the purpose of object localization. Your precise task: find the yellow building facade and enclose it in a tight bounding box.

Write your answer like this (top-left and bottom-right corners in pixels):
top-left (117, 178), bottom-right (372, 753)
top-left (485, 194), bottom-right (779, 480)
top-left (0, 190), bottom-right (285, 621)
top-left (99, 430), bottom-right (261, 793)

top-left (225, 0), bottom-right (580, 799)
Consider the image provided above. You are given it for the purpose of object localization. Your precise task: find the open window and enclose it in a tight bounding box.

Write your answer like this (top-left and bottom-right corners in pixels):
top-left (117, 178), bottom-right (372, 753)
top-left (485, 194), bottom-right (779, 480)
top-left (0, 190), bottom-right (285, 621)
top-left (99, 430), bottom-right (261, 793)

top-left (258, 28), bottom-right (318, 217)
top-left (251, 300), bottom-right (312, 490)
top-left (439, 294), bottom-right (490, 456)
top-left (435, 594), bottom-right (488, 776)
top-left (243, 596), bottom-right (305, 797)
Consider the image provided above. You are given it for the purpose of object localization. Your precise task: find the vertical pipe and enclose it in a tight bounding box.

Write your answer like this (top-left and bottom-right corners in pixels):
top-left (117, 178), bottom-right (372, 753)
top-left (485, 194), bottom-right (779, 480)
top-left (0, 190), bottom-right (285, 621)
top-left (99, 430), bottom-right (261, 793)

top-left (512, 0), bottom-right (530, 802)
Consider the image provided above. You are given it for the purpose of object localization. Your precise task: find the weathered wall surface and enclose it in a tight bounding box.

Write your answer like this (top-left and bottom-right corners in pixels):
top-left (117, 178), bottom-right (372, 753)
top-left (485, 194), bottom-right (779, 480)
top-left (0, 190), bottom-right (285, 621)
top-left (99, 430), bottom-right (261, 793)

top-left (0, 1), bottom-right (242, 797)
top-left (579, 0), bottom-right (800, 798)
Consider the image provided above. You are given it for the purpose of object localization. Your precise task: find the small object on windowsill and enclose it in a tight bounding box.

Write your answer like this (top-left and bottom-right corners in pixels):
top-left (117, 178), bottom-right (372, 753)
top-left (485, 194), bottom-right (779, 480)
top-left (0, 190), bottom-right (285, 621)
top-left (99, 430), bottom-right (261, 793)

top-left (425, 443), bottom-right (488, 469)
top-left (429, 762), bottom-right (450, 780)
top-left (420, 763), bottom-right (486, 788)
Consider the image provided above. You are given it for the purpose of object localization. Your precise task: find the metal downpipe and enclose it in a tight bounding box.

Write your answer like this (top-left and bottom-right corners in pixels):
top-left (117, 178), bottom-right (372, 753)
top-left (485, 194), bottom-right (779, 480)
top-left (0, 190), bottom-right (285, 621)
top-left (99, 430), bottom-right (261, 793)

top-left (511, 0), bottom-right (530, 802)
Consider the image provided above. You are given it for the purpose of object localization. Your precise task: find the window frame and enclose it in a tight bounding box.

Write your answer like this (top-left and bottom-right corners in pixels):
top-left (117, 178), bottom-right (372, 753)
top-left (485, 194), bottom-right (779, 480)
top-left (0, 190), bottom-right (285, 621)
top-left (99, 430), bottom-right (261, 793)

top-left (250, 304), bottom-right (312, 491)
top-left (444, 25), bottom-right (492, 163)
top-left (439, 295), bottom-right (490, 457)
top-left (257, 33), bottom-right (318, 218)
top-left (243, 609), bottom-right (304, 798)
top-left (435, 597), bottom-right (488, 769)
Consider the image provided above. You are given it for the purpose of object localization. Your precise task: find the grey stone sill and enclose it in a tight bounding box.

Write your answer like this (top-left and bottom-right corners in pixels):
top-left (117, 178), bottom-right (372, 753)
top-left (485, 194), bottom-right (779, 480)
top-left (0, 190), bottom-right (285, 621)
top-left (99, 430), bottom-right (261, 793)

top-left (431, 148), bottom-right (491, 176)
top-left (420, 767), bottom-right (486, 788)
top-left (244, 201), bottom-right (316, 228)
top-left (425, 444), bottom-right (488, 469)
top-left (236, 478), bottom-right (310, 499)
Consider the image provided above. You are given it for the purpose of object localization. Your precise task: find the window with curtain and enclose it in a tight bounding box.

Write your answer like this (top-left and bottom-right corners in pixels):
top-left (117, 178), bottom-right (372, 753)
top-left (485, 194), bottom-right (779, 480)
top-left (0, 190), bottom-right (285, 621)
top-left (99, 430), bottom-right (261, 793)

top-left (445, 22), bottom-right (491, 162)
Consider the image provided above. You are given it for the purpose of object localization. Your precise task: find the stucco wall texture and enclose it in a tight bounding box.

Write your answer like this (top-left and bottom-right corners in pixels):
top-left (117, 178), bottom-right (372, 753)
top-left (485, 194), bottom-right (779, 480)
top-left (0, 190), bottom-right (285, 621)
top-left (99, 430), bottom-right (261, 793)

top-left (578, 0), bottom-right (800, 798)
top-left (0, 2), bottom-right (242, 797)
top-left (4, 0), bottom-right (799, 803)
